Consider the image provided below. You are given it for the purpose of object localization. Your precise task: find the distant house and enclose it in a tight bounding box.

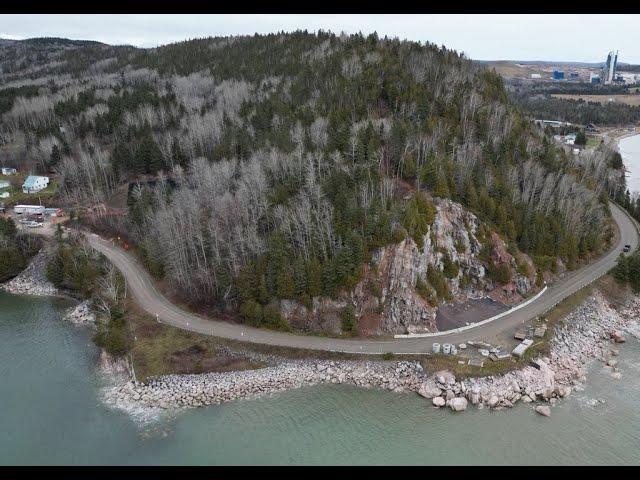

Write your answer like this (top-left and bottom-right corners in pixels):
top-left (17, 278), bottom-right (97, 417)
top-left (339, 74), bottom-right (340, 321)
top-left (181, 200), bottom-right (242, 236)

top-left (1, 167), bottom-right (17, 175)
top-left (0, 192), bottom-right (9, 199)
top-left (0, 180), bottom-right (9, 189)
top-left (564, 133), bottom-right (577, 145)
top-left (22, 175), bottom-right (49, 194)
top-left (585, 123), bottom-right (599, 133)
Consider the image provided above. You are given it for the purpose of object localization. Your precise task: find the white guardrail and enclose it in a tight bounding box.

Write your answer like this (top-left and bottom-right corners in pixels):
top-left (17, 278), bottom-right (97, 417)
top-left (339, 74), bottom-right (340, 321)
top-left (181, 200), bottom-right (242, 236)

top-left (393, 285), bottom-right (548, 339)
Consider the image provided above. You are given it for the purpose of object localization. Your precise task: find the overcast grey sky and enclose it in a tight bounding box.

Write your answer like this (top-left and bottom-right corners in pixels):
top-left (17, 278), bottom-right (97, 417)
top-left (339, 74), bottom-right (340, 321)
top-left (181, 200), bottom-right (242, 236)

top-left (1, 14), bottom-right (639, 63)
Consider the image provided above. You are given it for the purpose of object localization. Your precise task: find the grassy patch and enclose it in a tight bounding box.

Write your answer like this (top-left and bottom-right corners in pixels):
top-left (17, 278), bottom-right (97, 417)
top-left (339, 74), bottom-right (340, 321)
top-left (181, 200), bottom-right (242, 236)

top-left (422, 354), bottom-right (517, 378)
top-left (126, 301), bottom-right (435, 379)
top-left (585, 136), bottom-right (601, 149)
top-left (128, 304), bottom-right (265, 381)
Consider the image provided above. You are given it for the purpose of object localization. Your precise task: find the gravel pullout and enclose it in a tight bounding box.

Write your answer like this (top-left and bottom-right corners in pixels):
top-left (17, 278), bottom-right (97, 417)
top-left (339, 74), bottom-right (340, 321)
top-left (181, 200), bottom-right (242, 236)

top-left (102, 291), bottom-right (639, 420)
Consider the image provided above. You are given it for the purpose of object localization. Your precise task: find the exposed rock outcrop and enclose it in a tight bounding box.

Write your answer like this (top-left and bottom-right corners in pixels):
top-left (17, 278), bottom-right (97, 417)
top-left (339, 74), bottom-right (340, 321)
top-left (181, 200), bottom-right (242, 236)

top-left (281, 198), bottom-right (537, 335)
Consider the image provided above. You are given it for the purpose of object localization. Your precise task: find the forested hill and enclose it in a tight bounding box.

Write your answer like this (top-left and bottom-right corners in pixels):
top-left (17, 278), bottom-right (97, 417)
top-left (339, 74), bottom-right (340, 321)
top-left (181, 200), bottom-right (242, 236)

top-left (0, 32), bottom-right (624, 332)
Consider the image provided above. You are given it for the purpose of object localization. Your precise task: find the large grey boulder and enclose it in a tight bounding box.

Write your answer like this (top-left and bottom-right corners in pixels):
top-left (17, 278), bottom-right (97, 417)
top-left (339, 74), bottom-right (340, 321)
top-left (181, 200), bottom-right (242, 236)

top-left (535, 405), bottom-right (551, 417)
top-left (448, 397), bottom-right (468, 412)
top-left (432, 396), bottom-right (446, 407)
top-left (434, 370), bottom-right (456, 386)
top-left (487, 395), bottom-right (500, 408)
top-left (610, 330), bottom-right (626, 343)
top-left (417, 379), bottom-right (442, 399)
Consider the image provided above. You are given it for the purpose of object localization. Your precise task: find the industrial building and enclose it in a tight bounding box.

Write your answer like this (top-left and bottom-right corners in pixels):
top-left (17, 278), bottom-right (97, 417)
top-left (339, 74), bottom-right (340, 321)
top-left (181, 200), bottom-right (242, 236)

top-left (617, 72), bottom-right (640, 85)
top-left (553, 70), bottom-right (565, 80)
top-left (603, 50), bottom-right (619, 85)
top-left (590, 73), bottom-right (601, 84)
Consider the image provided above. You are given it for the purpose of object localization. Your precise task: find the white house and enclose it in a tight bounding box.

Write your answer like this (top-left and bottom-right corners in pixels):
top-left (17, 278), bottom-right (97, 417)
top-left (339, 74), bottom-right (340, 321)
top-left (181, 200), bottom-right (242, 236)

top-left (1, 167), bottom-right (17, 175)
top-left (0, 180), bottom-right (9, 189)
top-left (22, 175), bottom-right (49, 194)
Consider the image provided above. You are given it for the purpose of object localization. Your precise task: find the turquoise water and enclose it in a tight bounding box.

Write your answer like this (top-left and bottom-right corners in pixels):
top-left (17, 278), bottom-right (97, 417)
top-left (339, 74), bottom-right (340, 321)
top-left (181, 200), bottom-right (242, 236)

top-left (1, 291), bottom-right (639, 465)
top-left (620, 133), bottom-right (640, 195)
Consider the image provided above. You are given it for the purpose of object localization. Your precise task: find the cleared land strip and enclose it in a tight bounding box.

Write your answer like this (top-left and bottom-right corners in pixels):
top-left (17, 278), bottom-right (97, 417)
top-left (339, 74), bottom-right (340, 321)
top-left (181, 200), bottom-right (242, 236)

top-left (85, 202), bottom-right (639, 354)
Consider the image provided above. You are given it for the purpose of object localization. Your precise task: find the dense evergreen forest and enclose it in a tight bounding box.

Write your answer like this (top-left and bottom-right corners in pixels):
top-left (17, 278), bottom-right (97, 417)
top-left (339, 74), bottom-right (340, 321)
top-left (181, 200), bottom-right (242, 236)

top-left (0, 217), bottom-right (41, 282)
top-left (507, 80), bottom-right (640, 126)
top-left (0, 32), bottom-right (625, 330)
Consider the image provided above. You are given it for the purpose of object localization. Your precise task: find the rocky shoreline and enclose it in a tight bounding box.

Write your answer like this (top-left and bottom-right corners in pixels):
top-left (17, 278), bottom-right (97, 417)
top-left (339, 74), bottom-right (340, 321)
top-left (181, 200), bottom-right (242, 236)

top-left (6, 242), bottom-right (638, 421)
top-left (103, 290), bottom-right (639, 420)
top-left (0, 246), bottom-right (59, 297)
top-left (63, 300), bottom-right (97, 327)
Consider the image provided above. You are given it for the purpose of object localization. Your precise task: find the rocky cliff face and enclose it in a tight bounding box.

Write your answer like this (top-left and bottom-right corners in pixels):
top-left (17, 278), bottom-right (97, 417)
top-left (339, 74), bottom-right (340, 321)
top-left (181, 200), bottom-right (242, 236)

top-left (281, 199), bottom-right (537, 335)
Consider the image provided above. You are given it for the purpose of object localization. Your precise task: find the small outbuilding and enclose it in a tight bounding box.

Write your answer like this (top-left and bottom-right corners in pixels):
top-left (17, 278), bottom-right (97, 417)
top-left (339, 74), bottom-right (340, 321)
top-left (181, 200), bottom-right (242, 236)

top-left (1, 167), bottom-right (17, 176)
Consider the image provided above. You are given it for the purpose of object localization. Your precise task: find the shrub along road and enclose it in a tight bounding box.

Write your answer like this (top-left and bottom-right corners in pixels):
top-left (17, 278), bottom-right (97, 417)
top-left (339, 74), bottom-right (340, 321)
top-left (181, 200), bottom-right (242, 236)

top-left (85, 202), bottom-right (639, 354)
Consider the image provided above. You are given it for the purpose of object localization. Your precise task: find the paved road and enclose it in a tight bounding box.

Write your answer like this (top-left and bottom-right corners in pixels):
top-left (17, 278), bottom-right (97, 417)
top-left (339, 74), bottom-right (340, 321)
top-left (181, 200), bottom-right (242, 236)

top-left (85, 202), bottom-right (639, 354)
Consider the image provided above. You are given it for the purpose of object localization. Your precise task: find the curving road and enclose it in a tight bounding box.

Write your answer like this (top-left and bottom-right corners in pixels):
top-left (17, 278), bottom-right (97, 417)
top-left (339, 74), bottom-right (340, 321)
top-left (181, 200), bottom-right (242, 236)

top-left (85, 202), bottom-right (639, 354)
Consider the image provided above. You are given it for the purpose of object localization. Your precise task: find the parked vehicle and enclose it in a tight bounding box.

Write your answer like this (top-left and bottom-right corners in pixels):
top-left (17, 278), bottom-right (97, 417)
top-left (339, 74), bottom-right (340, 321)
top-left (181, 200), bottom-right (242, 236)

top-left (25, 221), bottom-right (43, 228)
top-left (623, 244), bottom-right (631, 253)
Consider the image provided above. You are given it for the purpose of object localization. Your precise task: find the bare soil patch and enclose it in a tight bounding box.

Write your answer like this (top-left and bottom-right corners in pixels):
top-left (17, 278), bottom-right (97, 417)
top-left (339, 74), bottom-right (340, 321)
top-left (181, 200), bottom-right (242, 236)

top-left (436, 297), bottom-right (508, 331)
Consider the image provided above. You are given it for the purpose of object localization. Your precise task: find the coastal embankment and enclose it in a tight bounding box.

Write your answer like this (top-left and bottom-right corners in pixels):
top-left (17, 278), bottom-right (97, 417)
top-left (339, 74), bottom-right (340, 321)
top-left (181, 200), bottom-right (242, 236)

top-left (103, 290), bottom-right (638, 419)
top-left (2, 237), bottom-right (637, 421)
top-left (0, 246), bottom-right (59, 296)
